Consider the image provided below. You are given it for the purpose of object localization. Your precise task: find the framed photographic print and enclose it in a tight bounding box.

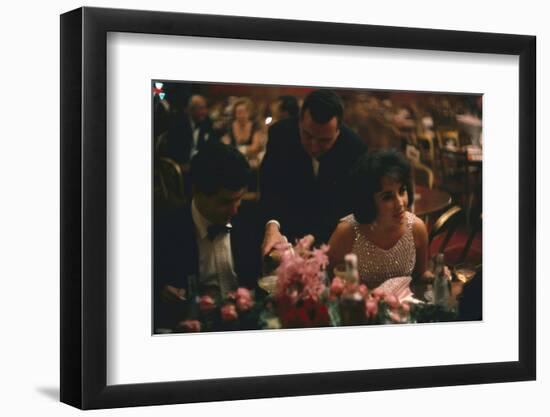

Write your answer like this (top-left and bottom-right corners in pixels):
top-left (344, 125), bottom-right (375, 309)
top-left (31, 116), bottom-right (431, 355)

top-left (60, 6), bottom-right (536, 410)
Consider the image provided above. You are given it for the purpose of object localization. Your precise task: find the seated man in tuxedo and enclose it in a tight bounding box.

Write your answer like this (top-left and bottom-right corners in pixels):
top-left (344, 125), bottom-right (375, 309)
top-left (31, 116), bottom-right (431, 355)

top-left (260, 89), bottom-right (367, 255)
top-left (154, 143), bottom-right (261, 332)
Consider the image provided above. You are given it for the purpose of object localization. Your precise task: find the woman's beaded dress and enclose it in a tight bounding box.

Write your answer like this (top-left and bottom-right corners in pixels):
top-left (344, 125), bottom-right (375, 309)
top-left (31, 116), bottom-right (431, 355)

top-left (341, 211), bottom-right (416, 289)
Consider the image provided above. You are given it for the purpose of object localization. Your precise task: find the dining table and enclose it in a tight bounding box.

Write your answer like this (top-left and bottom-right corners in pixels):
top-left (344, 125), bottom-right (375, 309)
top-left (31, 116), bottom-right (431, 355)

top-left (413, 185), bottom-right (452, 217)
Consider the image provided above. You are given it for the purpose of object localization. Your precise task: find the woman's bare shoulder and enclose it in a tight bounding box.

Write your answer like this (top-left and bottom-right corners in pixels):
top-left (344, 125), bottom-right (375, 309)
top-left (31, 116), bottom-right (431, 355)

top-left (328, 220), bottom-right (355, 263)
top-left (411, 213), bottom-right (428, 243)
top-left (334, 219), bottom-right (354, 236)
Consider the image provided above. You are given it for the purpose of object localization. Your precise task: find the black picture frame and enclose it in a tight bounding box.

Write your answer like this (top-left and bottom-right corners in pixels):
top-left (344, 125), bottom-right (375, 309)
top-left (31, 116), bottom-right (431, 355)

top-left (60, 6), bottom-right (536, 410)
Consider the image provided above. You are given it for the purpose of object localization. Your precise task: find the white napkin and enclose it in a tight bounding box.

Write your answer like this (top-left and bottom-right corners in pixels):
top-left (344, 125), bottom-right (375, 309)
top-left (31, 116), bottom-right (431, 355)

top-left (375, 276), bottom-right (423, 303)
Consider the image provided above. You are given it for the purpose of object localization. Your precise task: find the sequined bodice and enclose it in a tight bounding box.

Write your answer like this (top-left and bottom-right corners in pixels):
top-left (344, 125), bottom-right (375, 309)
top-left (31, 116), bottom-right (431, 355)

top-left (342, 212), bottom-right (416, 289)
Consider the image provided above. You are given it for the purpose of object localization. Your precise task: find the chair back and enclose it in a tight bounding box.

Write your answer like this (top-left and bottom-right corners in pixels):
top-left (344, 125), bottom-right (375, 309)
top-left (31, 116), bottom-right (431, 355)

top-left (155, 157), bottom-right (187, 206)
top-left (459, 213), bottom-right (482, 264)
top-left (436, 130), bottom-right (461, 150)
top-left (405, 144), bottom-right (421, 164)
top-left (416, 132), bottom-right (435, 169)
top-left (413, 161), bottom-right (434, 190)
top-left (429, 205), bottom-right (464, 255)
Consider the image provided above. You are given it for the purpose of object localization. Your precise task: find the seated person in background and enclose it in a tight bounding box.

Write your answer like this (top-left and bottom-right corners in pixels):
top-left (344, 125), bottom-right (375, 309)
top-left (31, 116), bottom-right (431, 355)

top-left (327, 150), bottom-right (432, 290)
top-left (154, 143), bottom-right (261, 331)
top-left (222, 98), bottom-right (264, 160)
top-left (164, 94), bottom-right (219, 171)
top-left (260, 89), bottom-right (367, 254)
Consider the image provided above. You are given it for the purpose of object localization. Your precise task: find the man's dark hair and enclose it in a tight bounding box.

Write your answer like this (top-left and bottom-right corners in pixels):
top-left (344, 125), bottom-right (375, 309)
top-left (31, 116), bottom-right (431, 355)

top-left (300, 89), bottom-right (344, 127)
top-left (190, 142), bottom-right (251, 195)
top-left (278, 95), bottom-right (299, 118)
top-left (351, 149), bottom-right (414, 224)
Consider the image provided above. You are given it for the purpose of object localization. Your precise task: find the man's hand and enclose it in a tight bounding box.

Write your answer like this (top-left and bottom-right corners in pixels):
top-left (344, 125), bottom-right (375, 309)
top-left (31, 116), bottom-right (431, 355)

top-left (262, 222), bottom-right (288, 256)
top-left (160, 285), bottom-right (186, 303)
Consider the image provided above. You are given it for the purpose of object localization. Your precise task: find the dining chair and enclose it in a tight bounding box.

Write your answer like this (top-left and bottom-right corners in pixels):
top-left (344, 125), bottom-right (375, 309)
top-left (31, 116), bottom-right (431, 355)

top-left (413, 161), bottom-right (434, 190)
top-left (156, 157), bottom-right (187, 207)
top-left (435, 129), bottom-right (461, 150)
top-left (416, 132), bottom-right (436, 170)
top-left (459, 212), bottom-right (482, 264)
top-left (154, 131), bottom-right (168, 154)
top-left (428, 205), bottom-right (464, 258)
top-left (439, 146), bottom-right (481, 210)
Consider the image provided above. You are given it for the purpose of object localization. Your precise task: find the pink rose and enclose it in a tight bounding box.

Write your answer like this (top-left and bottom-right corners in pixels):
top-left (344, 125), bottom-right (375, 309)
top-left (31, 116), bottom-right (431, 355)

top-left (365, 298), bottom-right (378, 318)
top-left (344, 283), bottom-right (359, 294)
top-left (178, 320), bottom-right (201, 332)
top-left (235, 287), bottom-right (254, 312)
top-left (385, 294), bottom-right (400, 309)
top-left (236, 287), bottom-right (252, 299)
top-left (236, 296), bottom-right (254, 312)
top-left (330, 277), bottom-right (345, 297)
top-left (220, 304), bottom-right (238, 321)
top-left (371, 287), bottom-right (386, 300)
top-left (358, 284), bottom-right (369, 298)
top-left (388, 310), bottom-right (402, 323)
top-left (284, 287), bottom-right (300, 306)
top-left (198, 295), bottom-right (216, 312)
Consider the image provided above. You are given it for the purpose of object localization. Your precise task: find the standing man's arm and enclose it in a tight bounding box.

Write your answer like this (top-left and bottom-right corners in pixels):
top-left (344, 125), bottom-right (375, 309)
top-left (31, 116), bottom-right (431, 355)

top-left (259, 124), bottom-right (290, 255)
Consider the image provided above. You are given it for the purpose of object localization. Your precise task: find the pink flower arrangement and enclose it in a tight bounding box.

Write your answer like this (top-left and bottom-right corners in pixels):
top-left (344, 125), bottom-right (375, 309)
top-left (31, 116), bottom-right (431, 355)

top-left (275, 241), bottom-right (329, 303)
top-left (279, 297), bottom-right (329, 328)
top-left (198, 295), bottom-right (216, 312)
top-left (178, 319), bottom-right (202, 332)
top-left (329, 276), bottom-right (345, 298)
top-left (365, 299), bottom-right (378, 318)
top-left (220, 303), bottom-right (238, 322)
top-left (235, 287), bottom-right (254, 312)
top-left (328, 274), bottom-right (413, 325)
top-left (273, 239), bottom-right (330, 327)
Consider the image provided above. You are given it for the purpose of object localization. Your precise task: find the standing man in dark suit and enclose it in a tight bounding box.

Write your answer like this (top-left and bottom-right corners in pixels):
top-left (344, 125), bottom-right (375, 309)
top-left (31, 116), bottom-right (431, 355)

top-left (154, 143), bottom-right (261, 332)
top-left (260, 89), bottom-right (367, 255)
top-left (165, 94), bottom-right (219, 170)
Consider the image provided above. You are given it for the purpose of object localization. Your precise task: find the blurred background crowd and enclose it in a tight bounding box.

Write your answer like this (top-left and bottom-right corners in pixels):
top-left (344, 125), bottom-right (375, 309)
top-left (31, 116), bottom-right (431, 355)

top-left (153, 81), bottom-right (482, 216)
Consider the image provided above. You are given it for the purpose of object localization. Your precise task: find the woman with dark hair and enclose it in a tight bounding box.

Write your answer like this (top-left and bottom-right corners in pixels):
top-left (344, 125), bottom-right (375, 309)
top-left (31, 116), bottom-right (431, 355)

top-left (328, 149), bottom-right (431, 290)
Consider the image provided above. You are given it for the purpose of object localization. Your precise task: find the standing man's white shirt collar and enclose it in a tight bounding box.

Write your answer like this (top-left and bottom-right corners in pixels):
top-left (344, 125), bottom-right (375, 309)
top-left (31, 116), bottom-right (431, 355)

top-left (311, 157), bottom-right (320, 177)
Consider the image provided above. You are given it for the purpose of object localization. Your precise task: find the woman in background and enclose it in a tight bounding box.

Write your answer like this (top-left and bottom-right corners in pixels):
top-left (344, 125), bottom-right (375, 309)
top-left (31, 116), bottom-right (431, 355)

top-left (222, 98), bottom-right (264, 159)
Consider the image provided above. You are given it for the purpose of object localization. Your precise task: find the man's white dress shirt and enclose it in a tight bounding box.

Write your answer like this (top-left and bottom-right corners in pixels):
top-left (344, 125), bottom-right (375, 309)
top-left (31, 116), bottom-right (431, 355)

top-left (191, 199), bottom-right (238, 297)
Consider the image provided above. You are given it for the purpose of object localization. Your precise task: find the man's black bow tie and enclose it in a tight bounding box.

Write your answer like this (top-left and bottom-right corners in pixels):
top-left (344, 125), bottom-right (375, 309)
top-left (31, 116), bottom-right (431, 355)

top-left (207, 224), bottom-right (232, 241)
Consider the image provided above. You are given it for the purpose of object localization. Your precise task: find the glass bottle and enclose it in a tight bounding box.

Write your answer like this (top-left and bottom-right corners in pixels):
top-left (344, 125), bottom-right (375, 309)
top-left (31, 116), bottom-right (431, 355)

top-left (432, 253), bottom-right (450, 309)
top-left (187, 274), bottom-right (199, 319)
top-left (340, 253), bottom-right (364, 325)
top-left (344, 253), bottom-right (359, 285)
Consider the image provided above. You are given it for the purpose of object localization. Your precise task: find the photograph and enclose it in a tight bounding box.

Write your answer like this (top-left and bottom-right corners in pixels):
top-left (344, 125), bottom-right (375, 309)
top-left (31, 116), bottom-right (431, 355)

top-left (152, 81), bottom-right (483, 334)
top-left (2, 0), bottom-right (547, 414)
top-left (56, 5), bottom-right (536, 409)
